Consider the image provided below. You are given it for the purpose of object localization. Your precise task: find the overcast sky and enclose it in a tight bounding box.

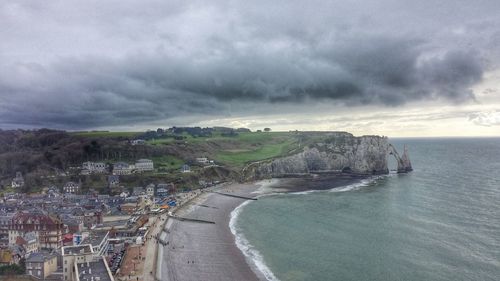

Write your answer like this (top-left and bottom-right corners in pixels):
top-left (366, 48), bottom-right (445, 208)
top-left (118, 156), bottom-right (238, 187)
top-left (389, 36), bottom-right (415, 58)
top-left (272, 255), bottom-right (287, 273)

top-left (1, 0), bottom-right (500, 136)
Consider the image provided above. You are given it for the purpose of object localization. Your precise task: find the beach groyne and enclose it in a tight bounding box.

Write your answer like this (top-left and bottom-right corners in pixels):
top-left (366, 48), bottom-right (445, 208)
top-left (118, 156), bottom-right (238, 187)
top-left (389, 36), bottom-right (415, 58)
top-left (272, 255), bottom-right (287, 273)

top-left (212, 191), bottom-right (258, 200)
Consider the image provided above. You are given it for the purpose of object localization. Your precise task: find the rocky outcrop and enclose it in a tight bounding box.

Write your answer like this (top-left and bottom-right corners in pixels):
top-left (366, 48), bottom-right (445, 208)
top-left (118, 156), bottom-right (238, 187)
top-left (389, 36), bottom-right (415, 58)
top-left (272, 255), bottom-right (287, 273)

top-left (243, 133), bottom-right (395, 180)
top-left (401, 145), bottom-right (413, 172)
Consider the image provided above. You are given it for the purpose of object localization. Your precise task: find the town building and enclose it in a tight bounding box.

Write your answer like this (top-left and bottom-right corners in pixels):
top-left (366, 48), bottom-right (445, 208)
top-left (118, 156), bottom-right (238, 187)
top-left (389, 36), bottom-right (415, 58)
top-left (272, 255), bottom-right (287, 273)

top-left (62, 244), bottom-right (94, 281)
top-left (81, 231), bottom-right (109, 257)
top-left (146, 184), bottom-right (155, 197)
top-left (112, 162), bottom-right (133, 175)
top-left (11, 172), bottom-right (25, 188)
top-left (61, 215), bottom-right (83, 234)
top-left (132, 186), bottom-right (145, 196)
top-left (119, 203), bottom-right (137, 215)
top-left (155, 188), bottom-right (169, 198)
top-left (81, 162), bottom-right (107, 175)
top-left (83, 211), bottom-right (103, 229)
top-left (0, 212), bottom-right (14, 246)
top-left (0, 248), bottom-right (14, 266)
top-left (15, 231), bottom-right (39, 255)
top-left (157, 183), bottom-right (176, 194)
top-left (135, 159), bottom-right (154, 172)
top-left (130, 139), bottom-right (145, 145)
top-left (75, 256), bottom-right (114, 281)
top-left (181, 164), bottom-right (191, 173)
top-left (9, 212), bottom-right (67, 249)
top-left (64, 182), bottom-right (81, 194)
top-left (107, 175), bottom-right (119, 187)
top-left (119, 191), bottom-right (129, 198)
top-left (26, 252), bottom-right (58, 280)
top-left (196, 157), bottom-right (209, 164)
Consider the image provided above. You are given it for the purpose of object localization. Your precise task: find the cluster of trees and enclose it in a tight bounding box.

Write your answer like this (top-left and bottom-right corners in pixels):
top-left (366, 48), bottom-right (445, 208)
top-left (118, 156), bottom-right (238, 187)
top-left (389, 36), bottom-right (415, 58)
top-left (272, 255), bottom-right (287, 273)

top-left (0, 129), bottom-right (176, 191)
top-left (0, 259), bottom-right (25, 275)
top-left (138, 126), bottom-right (253, 140)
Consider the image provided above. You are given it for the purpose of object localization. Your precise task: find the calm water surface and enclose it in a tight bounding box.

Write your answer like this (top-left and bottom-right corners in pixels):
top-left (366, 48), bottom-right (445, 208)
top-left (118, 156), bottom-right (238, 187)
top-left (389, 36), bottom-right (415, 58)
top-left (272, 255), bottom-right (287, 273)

top-left (235, 138), bottom-right (500, 281)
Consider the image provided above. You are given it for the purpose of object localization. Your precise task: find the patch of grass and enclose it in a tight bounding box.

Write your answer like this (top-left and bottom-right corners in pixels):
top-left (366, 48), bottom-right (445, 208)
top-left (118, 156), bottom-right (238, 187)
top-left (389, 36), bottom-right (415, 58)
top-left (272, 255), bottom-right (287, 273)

top-left (215, 139), bottom-right (297, 166)
top-left (0, 186), bottom-right (16, 196)
top-left (146, 138), bottom-right (175, 145)
top-left (152, 155), bottom-right (184, 171)
top-left (71, 131), bottom-right (142, 138)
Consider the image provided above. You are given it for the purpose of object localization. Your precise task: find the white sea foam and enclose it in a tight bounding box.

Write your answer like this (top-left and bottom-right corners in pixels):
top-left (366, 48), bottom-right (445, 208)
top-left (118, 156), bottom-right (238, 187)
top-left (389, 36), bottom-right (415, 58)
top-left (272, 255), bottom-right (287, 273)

top-left (329, 178), bottom-right (373, 192)
top-left (230, 201), bottom-right (280, 281)
top-left (290, 189), bottom-right (318, 195)
top-left (289, 175), bottom-right (390, 195)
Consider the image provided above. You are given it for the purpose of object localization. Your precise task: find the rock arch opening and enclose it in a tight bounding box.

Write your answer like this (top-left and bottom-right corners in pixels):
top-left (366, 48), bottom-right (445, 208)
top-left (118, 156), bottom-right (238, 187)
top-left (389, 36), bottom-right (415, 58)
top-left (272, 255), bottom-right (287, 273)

top-left (388, 144), bottom-right (413, 173)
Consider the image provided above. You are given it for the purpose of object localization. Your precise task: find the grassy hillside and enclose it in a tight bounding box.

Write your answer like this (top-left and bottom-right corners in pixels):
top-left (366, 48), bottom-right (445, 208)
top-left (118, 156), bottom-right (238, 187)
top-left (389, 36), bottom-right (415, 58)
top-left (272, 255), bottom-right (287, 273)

top-left (71, 131), bottom-right (141, 138)
top-left (213, 132), bottom-right (299, 166)
top-left (0, 128), bottom-right (304, 192)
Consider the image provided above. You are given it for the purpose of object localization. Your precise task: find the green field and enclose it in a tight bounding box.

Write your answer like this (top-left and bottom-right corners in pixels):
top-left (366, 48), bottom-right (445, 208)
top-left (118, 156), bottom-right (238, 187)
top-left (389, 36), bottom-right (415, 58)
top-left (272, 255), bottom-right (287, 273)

top-left (72, 131), bottom-right (142, 138)
top-left (214, 132), bottom-right (298, 166)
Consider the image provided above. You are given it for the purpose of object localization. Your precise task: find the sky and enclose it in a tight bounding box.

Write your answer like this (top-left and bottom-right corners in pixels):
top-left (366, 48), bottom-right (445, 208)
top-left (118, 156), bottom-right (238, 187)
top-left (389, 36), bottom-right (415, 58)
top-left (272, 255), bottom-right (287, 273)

top-left (1, 0), bottom-right (500, 137)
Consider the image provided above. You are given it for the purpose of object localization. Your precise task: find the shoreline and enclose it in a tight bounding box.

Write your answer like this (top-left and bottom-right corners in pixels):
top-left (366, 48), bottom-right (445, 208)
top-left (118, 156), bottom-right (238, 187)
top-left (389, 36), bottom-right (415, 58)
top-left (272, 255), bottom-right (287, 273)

top-left (157, 182), bottom-right (264, 281)
top-left (157, 176), bottom-right (365, 281)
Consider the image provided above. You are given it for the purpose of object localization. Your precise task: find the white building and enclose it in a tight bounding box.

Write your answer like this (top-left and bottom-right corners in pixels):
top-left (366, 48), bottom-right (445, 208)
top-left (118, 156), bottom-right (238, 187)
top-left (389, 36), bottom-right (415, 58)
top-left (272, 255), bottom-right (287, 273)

top-left (196, 157), bottom-right (209, 164)
top-left (64, 182), bottom-right (80, 194)
top-left (135, 159), bottom-right (154, 172)
top-left (81, 231), bottom-right (109, 257)
top-left (11, 172), bottom-right (24, 188)
top-left (146, 184), bottom-right (155, 197)
top-left (113, 162), bottom-right (133, 175)
top-left (62, 244), bottom-right (93, 281)
top-left (181, 164), bottom-right (191, 173)
top-left (81, 162), bottom-right (106, 174)
top-left (131, 139), bottom-right (145, 145)
top-left (17, 231), bottom-right (39, 255)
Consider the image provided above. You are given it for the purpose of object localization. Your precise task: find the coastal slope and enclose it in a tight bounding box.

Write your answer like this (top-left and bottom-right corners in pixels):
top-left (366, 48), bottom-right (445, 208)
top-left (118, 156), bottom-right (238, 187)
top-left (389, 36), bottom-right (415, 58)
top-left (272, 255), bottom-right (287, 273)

top-left (243, 133), bottom-right (392, 180)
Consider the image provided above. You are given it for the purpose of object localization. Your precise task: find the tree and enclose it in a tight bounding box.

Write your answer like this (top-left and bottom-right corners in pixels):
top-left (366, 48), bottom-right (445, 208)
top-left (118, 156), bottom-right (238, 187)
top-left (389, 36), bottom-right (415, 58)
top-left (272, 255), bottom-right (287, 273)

top-left (264, 128), bottom-right (271, 132)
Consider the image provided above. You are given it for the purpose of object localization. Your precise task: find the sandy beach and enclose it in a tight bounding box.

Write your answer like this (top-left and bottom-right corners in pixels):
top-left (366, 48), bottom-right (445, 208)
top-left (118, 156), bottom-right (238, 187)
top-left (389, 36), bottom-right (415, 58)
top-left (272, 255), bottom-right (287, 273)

top-left (158, 182), bottom-right (265, 281)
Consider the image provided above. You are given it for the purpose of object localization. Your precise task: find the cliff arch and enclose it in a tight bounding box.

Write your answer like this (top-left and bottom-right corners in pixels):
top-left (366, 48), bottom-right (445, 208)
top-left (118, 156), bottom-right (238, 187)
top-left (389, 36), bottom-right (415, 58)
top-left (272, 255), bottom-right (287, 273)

top-left (388, 144), bottom-right (413, 173)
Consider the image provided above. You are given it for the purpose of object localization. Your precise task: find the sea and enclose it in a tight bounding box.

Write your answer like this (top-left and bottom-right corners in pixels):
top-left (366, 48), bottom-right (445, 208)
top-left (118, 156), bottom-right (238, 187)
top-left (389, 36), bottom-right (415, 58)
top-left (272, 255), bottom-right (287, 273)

top-left (231, 138), bottom-right (500, 281)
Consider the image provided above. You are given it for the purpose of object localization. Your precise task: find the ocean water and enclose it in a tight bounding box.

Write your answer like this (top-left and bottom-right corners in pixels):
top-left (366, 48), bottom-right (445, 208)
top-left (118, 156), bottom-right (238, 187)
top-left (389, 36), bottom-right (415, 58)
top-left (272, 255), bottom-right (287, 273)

top-left (233, 138), bottom-right (500, 281)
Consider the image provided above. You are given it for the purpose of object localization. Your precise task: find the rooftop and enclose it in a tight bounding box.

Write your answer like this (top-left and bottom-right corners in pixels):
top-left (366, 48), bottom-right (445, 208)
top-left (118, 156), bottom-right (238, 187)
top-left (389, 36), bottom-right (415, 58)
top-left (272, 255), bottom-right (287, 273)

top-left (81, 231), bottom-right (108, 247)
top-left (62, 244), bottom-right (93, 255)
top-left (27, 252), bottom-right (57, 263)
top-left (76, 257), bottom-right (113, 281)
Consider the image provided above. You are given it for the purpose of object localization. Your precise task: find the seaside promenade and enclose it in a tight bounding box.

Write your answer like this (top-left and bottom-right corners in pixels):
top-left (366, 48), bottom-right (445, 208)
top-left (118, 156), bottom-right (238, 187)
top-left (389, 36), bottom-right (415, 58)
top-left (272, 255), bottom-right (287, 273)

top-left (116, 190), bottom-right (202, 281)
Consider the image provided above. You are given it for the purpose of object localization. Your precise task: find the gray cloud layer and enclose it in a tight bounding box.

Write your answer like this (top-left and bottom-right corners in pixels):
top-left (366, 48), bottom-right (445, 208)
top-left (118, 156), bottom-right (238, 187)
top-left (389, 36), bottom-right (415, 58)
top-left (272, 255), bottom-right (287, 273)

top-left (1, 0), bottom-right (499, 129)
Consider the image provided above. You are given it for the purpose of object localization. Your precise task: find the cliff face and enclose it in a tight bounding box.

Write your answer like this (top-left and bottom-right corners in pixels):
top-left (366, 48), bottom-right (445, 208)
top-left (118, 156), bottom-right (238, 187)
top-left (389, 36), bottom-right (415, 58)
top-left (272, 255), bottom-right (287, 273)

top-left (243, 133), bottom-right (393, 180)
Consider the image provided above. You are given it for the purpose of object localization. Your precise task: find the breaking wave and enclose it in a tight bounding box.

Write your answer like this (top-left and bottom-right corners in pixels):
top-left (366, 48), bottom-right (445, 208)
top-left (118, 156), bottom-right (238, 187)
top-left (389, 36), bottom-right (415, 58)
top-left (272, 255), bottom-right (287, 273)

top-left (230, 201), bottom-right (280, 281)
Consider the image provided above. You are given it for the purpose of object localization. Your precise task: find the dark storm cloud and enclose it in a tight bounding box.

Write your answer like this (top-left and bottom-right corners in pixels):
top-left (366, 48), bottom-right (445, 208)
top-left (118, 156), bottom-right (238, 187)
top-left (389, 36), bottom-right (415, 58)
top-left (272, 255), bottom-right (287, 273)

top-left (0, 0), bottom-right (499, 129)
